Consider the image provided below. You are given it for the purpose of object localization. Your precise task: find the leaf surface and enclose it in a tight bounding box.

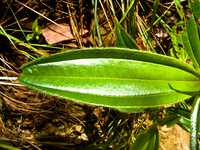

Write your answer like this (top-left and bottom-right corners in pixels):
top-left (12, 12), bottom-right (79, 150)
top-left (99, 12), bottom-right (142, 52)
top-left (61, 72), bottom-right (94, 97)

top-left (18, 48), bottom-right (200, 109)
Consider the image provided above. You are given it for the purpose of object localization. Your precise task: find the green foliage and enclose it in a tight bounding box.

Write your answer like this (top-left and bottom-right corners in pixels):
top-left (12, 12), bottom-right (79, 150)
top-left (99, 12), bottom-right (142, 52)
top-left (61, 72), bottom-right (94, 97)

top-left (17, 47), bottom-right (200, 109)
top-left (115, 19), bottom-right (140, 49)
top-left (169, 21), bottom-right (189, 61)
top-left (0, 140), bottom-right (21, 150)
top-left (26, 19), bottom-right (44, 41)
top-left (130, 123), bottom-right (159, 150)
top-left (16, 1), bottom-right (200, 149)
top-left (182, 15), bottom-right (200, 69)
top-left (174, 0), bottom-right (184, 20)
top-left (147, 0), bottom-right (159, 40)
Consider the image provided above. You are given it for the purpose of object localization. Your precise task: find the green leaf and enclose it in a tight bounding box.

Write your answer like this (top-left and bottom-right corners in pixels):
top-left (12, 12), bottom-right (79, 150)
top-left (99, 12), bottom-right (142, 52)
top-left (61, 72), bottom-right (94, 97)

top-left (189, 0), bottom-right (200, 22)
top-left (170, 21), bottom-right (188, 61)
top-left (17, 48), bottom-right (200, 110)
top-left (115, 20), bottom-right (140, 49)
top-left (0, 140), bottom-right (21, 150)
top-left (182, 15), bottom-right (200, 68)
top-left (174, 0), bottom-right (184, 20)
top-left (157, 115), bottom-right (181, 127)
top-left (35, 26), bottom-right (39, 33)
top-left (166, 107), bottom-right (191, 132)
top-left (130, 123), bottom-right (159, 150)
top-left (167, 107), bottom-right (191, 119)
top-left (147, 0), bottom-right (159, 40)
top-left (36, 35), bottom-right (39, 41)
top-left (166, 107), bottom-right (200, 138)
top-left (32, 19), bottom-right (38, 31)
top-left (38, 29), bottom-right (44, 35)
top-left (26, 33), bottom-right (34, 41)
top-left (190, 95), bottom-right (200, 150)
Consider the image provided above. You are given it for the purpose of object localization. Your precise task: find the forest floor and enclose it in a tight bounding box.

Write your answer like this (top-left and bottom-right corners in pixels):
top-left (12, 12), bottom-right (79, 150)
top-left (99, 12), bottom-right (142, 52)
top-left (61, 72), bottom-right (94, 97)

top-left (0, 0), bottom-right (191, 149)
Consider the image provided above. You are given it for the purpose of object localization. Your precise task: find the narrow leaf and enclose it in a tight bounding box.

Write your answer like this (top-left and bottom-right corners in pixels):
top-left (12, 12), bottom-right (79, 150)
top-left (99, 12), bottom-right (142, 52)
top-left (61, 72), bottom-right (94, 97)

top-left (174, 0), bottom-right (184, 20)
top-left (190, 95), bottom-right (200, 150)
top-left (131, 123), bottom-right (159, 150)
top-left (157, 115), bottom-right (181, 127)
top-left (0, 140), bottom-right (21, 150)
top-left (189, 0), bottom-right (200, 22)
top-left (182, 15), bottom-right (200, 68)
top-left (18, 48), bottom-right (200, 110)
top-left (167, 106), bottom-right (200, 138)
top-left (147, 0), bottom-right (159, 40)
top-left (115, 20), bottom-right (140, 49)
top-left (32, 19), bottom-right (38, 31)
top-left (115, 19), bottom-right (126, 48)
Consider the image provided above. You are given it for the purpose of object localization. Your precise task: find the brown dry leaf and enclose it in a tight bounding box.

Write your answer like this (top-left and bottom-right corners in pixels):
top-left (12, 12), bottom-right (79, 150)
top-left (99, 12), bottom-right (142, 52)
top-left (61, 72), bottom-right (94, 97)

top-left (43, 18), bottom-right (89, 45)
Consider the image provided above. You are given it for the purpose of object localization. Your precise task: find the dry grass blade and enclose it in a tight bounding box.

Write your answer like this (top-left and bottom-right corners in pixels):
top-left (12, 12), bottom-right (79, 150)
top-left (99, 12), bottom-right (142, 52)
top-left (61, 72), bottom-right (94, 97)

top-left (14, 0), bottom-right (64, 29)
top-left (67, 4), bottom-right (82, 47)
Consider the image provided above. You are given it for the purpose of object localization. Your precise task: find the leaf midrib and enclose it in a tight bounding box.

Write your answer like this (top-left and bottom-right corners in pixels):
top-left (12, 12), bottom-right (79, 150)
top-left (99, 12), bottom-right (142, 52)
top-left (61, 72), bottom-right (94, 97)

top-left (20, 75), bottom-right (200, 82)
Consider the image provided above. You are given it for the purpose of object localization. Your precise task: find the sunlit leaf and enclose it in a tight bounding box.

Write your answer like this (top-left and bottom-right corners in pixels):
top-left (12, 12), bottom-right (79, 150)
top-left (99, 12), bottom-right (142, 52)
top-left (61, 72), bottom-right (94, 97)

top-left (32, 19), bottom-right (38, 31)
top-left (17, 48), bottom-right (200, 111)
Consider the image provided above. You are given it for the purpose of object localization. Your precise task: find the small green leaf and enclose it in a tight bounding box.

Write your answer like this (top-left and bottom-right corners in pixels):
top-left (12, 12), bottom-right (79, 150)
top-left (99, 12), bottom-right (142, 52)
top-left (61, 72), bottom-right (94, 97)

top-left (35, 26), bottom-right (39, 33)
top-left (170, 21), bottom-right (188, 61)
top-left (26, 33), bottom-right (34, 41)
top-left (174, 0), bottom-right (184, 20)
top-left (32, 19), bottom-right (38, 31)
top-left (36, 35), bottom-right (39, 41)
top-left (38, 29), bottom-right (44, 35)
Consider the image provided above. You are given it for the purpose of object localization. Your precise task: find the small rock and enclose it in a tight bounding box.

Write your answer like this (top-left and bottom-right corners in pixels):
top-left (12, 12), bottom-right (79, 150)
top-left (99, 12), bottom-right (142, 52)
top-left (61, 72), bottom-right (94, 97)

top-left (75, 125), bottom-right (84, 133)
top-left (81, 133), bottom-right (89, 141)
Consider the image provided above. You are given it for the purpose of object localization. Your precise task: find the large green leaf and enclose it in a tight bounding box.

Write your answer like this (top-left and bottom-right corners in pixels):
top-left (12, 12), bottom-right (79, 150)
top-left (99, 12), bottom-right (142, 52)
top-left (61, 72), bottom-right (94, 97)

top-left (18, 48), bottom-right (200, 109)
